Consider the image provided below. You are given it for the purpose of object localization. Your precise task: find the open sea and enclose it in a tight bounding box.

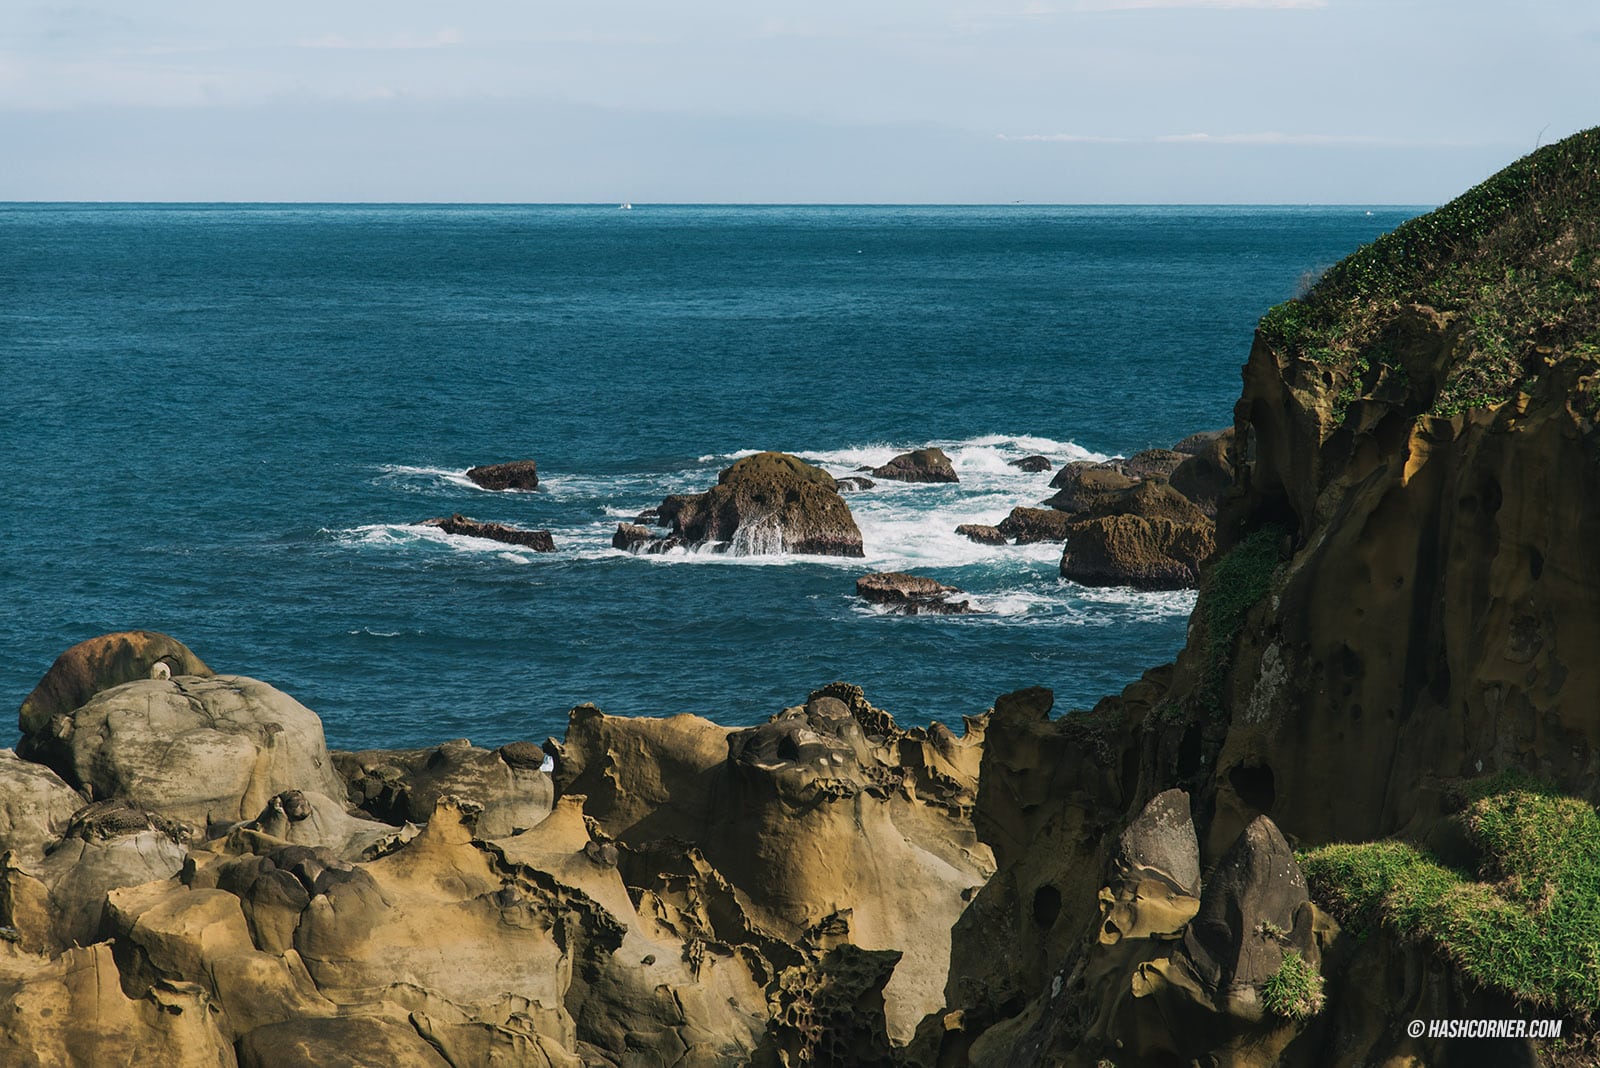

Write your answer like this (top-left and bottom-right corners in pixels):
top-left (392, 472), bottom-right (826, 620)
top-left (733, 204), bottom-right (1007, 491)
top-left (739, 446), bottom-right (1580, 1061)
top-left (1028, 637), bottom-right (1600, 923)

top-left (1, 204), bottom-right (1415, 749)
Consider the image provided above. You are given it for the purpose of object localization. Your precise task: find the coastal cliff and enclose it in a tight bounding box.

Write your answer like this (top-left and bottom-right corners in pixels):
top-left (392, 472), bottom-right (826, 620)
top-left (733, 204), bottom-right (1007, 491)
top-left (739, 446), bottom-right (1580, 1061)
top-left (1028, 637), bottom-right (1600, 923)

top-left (4, 130), bottom-right (1600, 1066)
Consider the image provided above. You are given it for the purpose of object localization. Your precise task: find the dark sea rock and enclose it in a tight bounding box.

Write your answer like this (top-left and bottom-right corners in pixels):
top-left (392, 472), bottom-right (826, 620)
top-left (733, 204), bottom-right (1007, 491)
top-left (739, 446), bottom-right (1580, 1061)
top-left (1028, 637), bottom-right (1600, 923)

top-left (422, 514), bottom-right (555, 552)
top-left (1008, 455), bottom-right (1052, 472)
top-left (855, 571), bottom-right (972, 614)
top-left (1043, 463), bottom-right (1138, 513)
top-left (955, 523), bottom-right (1006, 545)
top-left (995, 507), bottom-right (1073, 545)
top-left (1118, 448), bottom-right (1187, 481)
top-left (464, 459), bottom-right (540, 491)
top-left (1170, 428), bottom-right (1236, 517)
top-left (623, 451), bottom-right (865, 557)
top-left (871, 447), bottom-right (959, 483)
top-left (836, 476), bottom-right (876, 492)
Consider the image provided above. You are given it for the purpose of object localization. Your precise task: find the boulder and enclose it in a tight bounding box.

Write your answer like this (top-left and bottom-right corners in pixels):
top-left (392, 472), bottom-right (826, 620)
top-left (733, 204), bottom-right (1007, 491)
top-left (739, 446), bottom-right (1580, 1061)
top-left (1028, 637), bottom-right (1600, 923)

top-left (836, 476), bottom-right (876, 491)
top-left (1172, 428), bottom-right (1228, 455)
top-left (955, 523), bottom-right (1006, 545)
top-left (1169, 428), bottom-right (1236, 517)
top-left (0, 750), bottom-right (84, 860)
top-left (855, 572), bottom-right (972, 615)
top-left (1119, 447), bottom-right (1188, 481)
top-left (464, 459), bottom-right (539, 491)
top-left (245, 790), bottom-right (400, 861)
top-left (1008, 455), bottom-right (1052, 472)
top-left (871, 447), bottom-right (959, 483)
top-left (21, 674), bottom-right (347, 830)
top-left (421, 514), bottom-right (555, 552)
top-left (1082, 478), bottom-right (1211, 526)
top-left (17, 799), bottom-right (192, 950)
top-left (995, 507), bottom-right (1073, 545)
top-left (19, 631), bottom-right (212, 740)
top-left (1043, 463), bottom-right (1138, 514)
top-left (623, 452), bottom-right (864, 557)
top-left (1060, 514), bottom-right (1215, 590)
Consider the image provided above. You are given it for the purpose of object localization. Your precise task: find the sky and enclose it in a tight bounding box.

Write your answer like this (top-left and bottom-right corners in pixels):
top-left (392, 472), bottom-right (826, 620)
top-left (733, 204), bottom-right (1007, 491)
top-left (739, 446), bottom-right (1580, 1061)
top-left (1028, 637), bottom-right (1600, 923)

top-left (3, 0), bottom-right (1598, 203)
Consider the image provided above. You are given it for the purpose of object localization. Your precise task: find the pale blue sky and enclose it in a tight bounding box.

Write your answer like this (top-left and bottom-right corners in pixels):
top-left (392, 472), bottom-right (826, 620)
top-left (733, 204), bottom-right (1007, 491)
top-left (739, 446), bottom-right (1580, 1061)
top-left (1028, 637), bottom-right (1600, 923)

top-left (4, 1), bottom-right (1597, 202)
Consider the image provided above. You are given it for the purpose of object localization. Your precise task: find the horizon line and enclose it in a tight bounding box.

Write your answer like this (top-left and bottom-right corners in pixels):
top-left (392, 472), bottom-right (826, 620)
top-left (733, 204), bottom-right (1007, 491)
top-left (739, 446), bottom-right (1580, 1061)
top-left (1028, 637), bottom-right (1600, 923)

top-left (0, 200), bottom-right (1436, 209)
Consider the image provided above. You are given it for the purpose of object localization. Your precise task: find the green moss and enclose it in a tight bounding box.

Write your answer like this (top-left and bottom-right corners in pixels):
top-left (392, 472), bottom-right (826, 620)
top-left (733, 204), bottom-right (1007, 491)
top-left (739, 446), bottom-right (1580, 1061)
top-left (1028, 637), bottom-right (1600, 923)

top-left (1257, 127), bottom-right (1600, 421)
top-left (1192, 525), bottom-right (1284, 718)
top-left (1302, 782), bottom-right (1600, 1015)
top-left (1261, 950), bottom-right (1325, 1020)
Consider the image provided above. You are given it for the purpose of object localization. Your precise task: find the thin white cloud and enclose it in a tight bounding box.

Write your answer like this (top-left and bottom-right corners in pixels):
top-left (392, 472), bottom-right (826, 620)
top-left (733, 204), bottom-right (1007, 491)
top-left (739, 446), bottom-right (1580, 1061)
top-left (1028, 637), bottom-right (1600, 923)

top-left (1022, 0), bottom-right (1326, 10)
top-left (999, 131), bottom-right (1481, 147)
top-left (298, 29), bottom-right (463, 51)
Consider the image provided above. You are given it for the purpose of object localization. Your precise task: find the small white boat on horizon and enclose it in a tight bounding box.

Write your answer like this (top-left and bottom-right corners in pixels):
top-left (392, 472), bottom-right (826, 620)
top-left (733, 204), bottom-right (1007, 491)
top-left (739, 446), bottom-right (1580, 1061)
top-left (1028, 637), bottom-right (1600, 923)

top-left (619, 202), bottom-right (633, 210)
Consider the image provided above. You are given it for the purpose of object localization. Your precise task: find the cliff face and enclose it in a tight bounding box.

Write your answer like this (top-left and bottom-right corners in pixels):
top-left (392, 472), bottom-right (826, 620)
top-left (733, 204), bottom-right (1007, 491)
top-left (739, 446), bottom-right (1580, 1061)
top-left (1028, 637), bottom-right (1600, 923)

top-left (939, 127), bottom-right (1600, 1065)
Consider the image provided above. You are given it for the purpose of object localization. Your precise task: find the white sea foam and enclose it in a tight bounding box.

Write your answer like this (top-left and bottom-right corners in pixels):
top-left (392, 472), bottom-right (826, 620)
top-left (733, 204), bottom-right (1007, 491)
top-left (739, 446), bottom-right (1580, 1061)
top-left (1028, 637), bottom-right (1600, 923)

top-left (372, 464), bottom-right (482, 491)
top-left (336, 523), bottom-right (555, 559)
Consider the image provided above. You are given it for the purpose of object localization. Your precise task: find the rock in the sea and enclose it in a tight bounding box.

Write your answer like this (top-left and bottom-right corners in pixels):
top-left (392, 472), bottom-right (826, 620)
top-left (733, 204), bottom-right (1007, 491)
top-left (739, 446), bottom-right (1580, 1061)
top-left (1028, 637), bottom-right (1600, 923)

top-left (995, 506), bottom-right (1073, 545)
top-left (464, 459), bottom-right (539, 491)
top-left (1060, 514), bottom-right (1214, 589)
top-left (955, 523), bottom-right (1006, 545)
top-left (1008, 455), bottom-right (1052, 472)
top-left (836, 475), bottom-right (876, 491)
top-left (871, 447), bottom-right (959, 483)
top-left (1169, 427), bottom-right (1235, 517)
top-left (623, 451), bottom-right (864, 557)
top-left (1043, 462), bottom-right (1138, 513)
top-left (856, 571), bottom-right (972, 614)
top-left (421, 514), bottom-right (555, 551)
top-left (19, 672), bottom-right (347, 830)
top-left (1119, 447), bottom-right (1188, 481)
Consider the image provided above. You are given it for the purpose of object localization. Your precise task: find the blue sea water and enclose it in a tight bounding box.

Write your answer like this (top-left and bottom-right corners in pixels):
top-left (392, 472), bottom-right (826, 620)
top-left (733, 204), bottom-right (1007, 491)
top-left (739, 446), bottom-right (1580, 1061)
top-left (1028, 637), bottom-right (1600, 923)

top-left (1, 204), bottom-right (1416, 749)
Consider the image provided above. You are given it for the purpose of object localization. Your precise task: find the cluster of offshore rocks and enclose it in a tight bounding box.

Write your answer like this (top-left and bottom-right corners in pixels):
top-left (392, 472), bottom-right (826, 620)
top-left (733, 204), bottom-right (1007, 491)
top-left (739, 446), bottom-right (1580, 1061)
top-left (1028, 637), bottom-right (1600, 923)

top-left (414, 440), bottom-right (1229, 614)
top-left (0, 630), bottom-right (1338, 1067)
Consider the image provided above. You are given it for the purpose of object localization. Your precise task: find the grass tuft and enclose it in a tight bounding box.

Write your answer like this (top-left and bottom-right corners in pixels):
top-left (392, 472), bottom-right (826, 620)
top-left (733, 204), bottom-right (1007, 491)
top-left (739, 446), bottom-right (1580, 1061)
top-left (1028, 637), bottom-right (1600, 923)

top-left (1302, 782), bottom-right (1600, 1016)
top-left (1261, 950), bottom-right (1326, 1021)
top-left (1191, 525), bottom-right (1284, 717)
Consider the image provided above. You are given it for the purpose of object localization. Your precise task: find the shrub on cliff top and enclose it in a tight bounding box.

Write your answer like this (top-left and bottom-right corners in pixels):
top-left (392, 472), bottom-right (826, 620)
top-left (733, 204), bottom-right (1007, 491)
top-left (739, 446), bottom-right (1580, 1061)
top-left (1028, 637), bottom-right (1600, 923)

top-left (1259, 126), bottom-right (1600, 417)
top-left (1302, 781), bottom-right (1600, 1016)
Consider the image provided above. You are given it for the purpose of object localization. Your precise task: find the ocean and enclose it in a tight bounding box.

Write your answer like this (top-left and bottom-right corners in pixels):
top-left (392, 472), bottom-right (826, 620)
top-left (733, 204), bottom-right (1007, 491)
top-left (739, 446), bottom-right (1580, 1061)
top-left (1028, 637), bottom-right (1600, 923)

top-left (1, 204), bottom-right (1415, 749)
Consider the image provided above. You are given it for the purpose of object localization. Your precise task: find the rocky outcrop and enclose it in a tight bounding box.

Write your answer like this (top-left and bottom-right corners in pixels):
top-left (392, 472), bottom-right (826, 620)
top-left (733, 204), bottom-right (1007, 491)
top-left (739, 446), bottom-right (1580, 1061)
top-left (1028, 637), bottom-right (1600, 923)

top-left (836, 476), bottom-right (876, 491)
top-left (421, 514), bottom-right (555, 551)
top-left (995, 506), bottom-right (1073, 545)
top-left (19, 674), bottom-right (346, 831)
top-left (465, 459), bottom-right (540, 491)
top-left (1119, 447), bottom-right (1187, 481)
top-left (1170, 427), bottom-right (1236, 517)
top-left (955, 523), bottom-right (1006, 545)
top-left (619, 451), bottom-right (865, 557)
top-left (334, 738), bottom-right (554, 838)
top-left (1060, 481), bottom-right (1217, 589)
top-left (1008, 455), bottom-right (1052, 472)
top-left (855, 572), bottom-right (973, 615)
top-left (0, 750), bottom-right (84, 861)
top-left (1042, 462), bottom-right (1138, 513)
top-left (19, 631), bottom-right (212, 742)
top-left (872, 447), bottom-right (959, 483)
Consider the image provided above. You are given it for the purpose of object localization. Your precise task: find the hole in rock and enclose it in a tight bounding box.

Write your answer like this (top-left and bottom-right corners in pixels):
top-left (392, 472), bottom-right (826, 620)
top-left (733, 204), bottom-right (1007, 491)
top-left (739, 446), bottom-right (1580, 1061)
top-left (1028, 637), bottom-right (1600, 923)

top-left (1228, 762), bottom-right (1276, 812)
top-left (1032, 885), bottom-right (1062, 928)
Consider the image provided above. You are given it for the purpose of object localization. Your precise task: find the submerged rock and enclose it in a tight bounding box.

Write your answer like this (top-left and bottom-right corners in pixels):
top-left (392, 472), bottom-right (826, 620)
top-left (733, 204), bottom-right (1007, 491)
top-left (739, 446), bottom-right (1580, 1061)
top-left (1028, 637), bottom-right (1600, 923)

top-left (421, 514), bottom-right (555, 551)
top-left (464, 459), bottom-right (539, 491)
top-left (622, 451), bottom-right (865, 557)
top-left (855, 571), bottom-right (973, 614)
top-left (1009, 455), bottom-right (1052, 472)
top-left (871, 447), bottom-right (959, 483)
top-left (836, 475), bottom-right (876, 491)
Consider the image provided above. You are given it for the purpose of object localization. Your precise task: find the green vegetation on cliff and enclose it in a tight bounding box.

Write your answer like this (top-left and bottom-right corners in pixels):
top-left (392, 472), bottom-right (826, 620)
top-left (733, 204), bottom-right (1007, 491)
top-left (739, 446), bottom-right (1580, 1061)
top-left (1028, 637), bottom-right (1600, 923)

top-left (1261, 950), bottom-right (1326, 1021)
top-left (1259, 127), bottom-right (1600, 418)
top-left (1191, 524), bottom-right (1283, 717)
top-left (1302, 778), bottom-right (1600, 1016)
